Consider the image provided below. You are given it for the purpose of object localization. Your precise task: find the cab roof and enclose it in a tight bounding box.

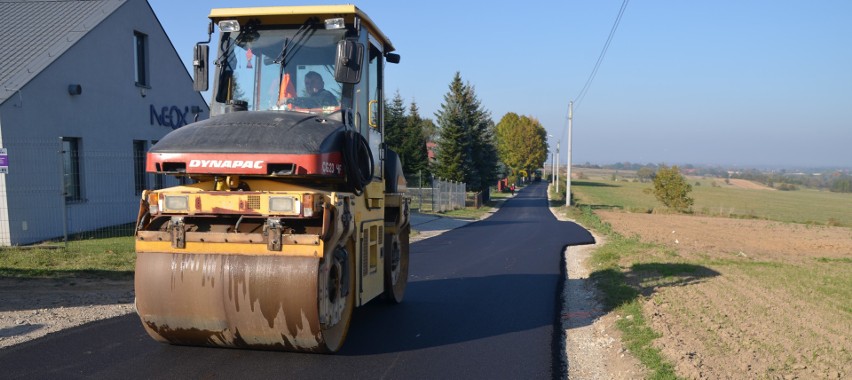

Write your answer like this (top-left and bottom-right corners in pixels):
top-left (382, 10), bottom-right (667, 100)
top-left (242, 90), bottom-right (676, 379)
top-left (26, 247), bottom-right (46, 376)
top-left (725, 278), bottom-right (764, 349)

top-left (208, 4), bottom-right (394, 52)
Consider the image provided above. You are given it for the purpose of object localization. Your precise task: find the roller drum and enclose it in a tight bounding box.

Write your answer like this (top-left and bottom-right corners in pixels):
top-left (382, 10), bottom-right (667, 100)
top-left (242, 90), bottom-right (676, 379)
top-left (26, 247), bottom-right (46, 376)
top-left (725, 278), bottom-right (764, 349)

top-left (135, 251), bottom-right (352, 352)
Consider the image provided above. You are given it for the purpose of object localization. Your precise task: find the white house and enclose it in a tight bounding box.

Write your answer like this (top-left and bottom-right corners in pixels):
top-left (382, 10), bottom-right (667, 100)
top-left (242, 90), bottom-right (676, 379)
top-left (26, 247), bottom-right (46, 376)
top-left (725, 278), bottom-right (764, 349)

top-left (0, 0), bottom-right (208, 245)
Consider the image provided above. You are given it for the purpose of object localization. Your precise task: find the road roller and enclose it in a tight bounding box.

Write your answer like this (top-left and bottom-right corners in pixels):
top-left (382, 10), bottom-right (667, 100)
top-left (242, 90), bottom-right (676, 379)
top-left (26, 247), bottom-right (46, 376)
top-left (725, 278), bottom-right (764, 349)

top-left (134, 5), bottom-right (410, 353)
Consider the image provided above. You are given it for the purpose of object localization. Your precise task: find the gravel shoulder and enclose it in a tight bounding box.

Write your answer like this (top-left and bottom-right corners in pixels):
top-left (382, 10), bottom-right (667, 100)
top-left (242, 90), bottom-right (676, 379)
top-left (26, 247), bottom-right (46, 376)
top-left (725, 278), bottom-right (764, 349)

top-left (550, 207), bottom-right (643, 379)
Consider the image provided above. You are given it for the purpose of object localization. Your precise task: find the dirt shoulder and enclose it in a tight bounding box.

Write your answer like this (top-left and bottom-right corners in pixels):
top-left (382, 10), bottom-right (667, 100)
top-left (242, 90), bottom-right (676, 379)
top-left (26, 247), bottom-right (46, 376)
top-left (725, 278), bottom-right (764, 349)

top-left (0, 276), bottom-right (135, 348)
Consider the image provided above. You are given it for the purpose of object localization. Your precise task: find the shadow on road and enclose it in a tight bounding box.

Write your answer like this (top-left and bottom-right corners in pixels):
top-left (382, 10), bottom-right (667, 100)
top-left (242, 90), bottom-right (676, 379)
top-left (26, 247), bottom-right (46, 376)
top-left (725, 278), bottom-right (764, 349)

top-left (341, 273), bottom-right (569, 356)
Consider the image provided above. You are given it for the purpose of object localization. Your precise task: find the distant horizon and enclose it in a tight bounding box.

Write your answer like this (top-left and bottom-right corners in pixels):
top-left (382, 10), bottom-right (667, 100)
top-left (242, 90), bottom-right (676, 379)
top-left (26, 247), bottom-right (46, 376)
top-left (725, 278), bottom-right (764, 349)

top-left (559, 161), bottom-right (852, 172)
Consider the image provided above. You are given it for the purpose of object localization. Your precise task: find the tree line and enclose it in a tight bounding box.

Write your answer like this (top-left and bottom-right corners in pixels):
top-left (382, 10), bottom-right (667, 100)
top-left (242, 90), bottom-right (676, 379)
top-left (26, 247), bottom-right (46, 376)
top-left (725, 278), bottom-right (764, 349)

top-left (383, 72), bottom-right (549, 199)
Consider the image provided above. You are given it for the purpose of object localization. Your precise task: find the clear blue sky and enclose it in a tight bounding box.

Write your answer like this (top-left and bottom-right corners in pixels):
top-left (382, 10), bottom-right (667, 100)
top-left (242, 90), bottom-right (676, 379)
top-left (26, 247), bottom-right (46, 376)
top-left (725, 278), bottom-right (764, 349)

top-left (148, 0), bottom-right (852, 168)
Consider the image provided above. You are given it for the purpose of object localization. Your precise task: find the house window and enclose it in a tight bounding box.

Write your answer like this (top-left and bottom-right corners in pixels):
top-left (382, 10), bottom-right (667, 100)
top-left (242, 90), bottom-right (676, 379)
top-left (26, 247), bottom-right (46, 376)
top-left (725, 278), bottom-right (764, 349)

top-left (61, 137), bottom-right (82, 202)
top-left (134, 31), bottom-right (149, 87)
top-left (133, 140), bottom-right (147, 194)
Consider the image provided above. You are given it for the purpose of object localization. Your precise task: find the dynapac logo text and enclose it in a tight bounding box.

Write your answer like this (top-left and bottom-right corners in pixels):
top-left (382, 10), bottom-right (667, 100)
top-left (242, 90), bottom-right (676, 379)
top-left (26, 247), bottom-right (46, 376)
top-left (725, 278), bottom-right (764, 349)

top-left (188, 160), bottom-right (264, 169)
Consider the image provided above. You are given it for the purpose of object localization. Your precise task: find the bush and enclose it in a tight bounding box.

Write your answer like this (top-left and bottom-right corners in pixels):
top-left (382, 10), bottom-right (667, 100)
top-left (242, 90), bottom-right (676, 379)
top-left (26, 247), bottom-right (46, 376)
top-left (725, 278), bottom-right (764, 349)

top-left (652, 165), bottom-right (694, 212)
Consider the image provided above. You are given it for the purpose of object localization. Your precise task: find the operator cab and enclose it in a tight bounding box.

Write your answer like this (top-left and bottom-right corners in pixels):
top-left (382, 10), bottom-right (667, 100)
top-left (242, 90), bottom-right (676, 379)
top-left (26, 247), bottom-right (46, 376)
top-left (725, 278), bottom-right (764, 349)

top-left (194, 5), bottom-right (399, 136)
top-left (191, 6), bottom-right (399, 182)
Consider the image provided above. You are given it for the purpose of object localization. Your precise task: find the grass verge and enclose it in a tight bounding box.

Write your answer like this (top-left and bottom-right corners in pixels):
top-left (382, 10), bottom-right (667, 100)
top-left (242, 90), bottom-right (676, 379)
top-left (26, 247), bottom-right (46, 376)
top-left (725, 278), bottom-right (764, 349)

top-left (0, 236), bottom-right (135, 278)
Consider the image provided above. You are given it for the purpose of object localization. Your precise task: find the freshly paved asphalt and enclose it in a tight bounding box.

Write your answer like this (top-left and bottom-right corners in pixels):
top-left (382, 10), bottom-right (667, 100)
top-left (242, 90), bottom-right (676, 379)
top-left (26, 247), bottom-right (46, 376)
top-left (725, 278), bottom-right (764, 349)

top-left (0, 182), bottom-right (594, 379)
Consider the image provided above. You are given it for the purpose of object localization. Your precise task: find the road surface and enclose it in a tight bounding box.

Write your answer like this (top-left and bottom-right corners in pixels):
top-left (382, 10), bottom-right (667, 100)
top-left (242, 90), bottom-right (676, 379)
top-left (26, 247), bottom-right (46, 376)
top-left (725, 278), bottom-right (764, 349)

top-left (0, 182), bottom-right (594, 379)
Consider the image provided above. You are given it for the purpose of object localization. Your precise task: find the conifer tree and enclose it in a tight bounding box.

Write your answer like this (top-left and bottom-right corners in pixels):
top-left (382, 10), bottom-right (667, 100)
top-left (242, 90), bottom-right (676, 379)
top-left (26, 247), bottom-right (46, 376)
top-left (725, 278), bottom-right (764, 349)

top-left (433, 72), bottom-right (497, 195)
top-left (399, 100), bottom-right (430, 178)
top-left (384, 91), bottom-right (406, 152)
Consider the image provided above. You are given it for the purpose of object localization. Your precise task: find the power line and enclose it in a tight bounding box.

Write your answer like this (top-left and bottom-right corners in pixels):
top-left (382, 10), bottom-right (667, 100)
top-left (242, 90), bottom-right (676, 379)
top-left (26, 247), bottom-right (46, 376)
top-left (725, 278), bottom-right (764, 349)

top-left (574, 0), bottom-right (630, 110)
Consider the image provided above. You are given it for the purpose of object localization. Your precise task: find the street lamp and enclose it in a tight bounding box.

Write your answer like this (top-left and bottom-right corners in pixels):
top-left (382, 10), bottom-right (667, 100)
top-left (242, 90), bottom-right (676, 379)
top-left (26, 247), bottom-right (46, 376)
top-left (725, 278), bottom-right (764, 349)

top-left (555, 140), bottom-right (560, 194)
top-left (548, 134), bottom-right (555, 184)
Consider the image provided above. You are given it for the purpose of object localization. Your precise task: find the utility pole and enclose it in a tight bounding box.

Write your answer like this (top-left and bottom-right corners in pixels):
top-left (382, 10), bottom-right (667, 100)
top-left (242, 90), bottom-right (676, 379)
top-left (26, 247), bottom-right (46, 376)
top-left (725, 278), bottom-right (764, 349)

top-left (566, 101), bottom-right (573, 206)
top-left (551, 150), bottom-right (555, 183)
top-left (555, 140), bottom-right (560, 194)
top-left (548, 134), bottom-right (555, 184)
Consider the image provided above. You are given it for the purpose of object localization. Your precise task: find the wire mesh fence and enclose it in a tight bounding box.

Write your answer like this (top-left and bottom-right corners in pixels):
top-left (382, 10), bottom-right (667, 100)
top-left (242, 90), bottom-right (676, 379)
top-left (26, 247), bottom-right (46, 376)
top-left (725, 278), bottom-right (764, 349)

top-left (0, 139), bottom-right (178, 247)
top-left (405, 174), bottom-right (467, 213)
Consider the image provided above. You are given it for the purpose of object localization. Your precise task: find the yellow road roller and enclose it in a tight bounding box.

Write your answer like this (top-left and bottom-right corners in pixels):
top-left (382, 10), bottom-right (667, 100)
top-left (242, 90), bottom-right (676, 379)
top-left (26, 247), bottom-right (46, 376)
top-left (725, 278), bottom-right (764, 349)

top-left (134, 5), bottom-right (409, 353)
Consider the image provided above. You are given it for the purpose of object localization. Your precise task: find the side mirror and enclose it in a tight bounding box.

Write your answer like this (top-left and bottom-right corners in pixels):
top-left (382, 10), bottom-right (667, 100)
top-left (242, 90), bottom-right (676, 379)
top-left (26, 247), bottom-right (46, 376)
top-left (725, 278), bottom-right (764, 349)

top-left (334, 40), bottom-right (363, 84)
top-left (385, 53), bottom-right (400, 64)
top-left (193, 44), bottom-right (209, 91)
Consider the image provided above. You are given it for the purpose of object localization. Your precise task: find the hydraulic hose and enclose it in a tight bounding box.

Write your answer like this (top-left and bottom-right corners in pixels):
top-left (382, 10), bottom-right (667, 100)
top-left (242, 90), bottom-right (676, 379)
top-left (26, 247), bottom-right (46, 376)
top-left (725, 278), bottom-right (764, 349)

top-left (342, 129), bottom-right (373, 194)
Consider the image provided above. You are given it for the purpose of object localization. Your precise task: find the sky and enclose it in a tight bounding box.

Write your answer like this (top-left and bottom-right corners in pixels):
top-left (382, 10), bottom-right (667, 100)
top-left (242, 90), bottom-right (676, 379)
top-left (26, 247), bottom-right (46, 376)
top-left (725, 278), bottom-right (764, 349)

top-left (147, 0), bottom-right (852, 168)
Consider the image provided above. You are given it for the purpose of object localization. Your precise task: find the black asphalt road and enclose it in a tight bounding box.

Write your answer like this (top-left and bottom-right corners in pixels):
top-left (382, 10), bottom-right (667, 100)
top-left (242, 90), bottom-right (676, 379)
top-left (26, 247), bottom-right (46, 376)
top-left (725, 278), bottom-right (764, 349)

top-left (0, 182), bottom-right (594, 379)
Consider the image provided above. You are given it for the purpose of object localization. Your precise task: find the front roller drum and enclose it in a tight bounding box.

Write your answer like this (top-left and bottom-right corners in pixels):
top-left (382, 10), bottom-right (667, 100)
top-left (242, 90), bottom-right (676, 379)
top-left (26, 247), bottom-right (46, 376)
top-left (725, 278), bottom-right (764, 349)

top-left (134, 250), bottom-right (354, 353)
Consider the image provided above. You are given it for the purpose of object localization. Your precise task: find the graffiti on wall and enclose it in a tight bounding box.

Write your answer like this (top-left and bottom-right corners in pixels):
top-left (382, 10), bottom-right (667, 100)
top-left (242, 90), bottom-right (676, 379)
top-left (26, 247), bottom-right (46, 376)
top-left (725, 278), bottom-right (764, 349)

top-left (150, 105), bottom-right (200, 129)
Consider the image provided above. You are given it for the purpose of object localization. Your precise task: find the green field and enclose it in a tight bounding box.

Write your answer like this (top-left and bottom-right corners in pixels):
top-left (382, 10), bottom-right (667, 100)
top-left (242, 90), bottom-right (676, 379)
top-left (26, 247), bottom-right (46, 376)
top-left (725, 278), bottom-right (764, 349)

top-left (572, 178), bottom-right (852, 226)
top-left (561, 179), bottom-right (852, 378)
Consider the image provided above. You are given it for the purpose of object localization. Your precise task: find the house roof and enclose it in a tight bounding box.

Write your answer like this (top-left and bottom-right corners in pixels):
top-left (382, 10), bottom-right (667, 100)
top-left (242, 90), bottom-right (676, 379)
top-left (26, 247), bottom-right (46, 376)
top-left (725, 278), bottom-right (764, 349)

top-left (0, 0), bottom-right (125, 104)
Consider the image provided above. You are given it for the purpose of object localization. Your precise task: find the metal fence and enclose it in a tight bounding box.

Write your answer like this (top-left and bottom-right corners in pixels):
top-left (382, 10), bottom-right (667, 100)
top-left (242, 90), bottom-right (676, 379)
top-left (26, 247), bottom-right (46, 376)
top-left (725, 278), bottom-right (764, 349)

top-left (0, 139), bottom-right (178, 247)
top-left (406, 176), bottom-right (467, 213)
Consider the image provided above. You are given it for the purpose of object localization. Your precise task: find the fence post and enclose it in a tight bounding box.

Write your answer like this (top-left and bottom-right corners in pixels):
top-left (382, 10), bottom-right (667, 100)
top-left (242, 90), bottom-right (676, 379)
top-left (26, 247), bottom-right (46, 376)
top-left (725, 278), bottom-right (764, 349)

top-left (455, 181), bottom-right (459, 209)
top-left (431, 176), bottom-right (436, 212)
top-left (438, 178), bottom-right (443, 212)
top-left (456, 181), bottom-right (461, 210)
top-left (418, 170), bottom-right (423, 211)
top-left (57, 138), bottom-right (68, 247)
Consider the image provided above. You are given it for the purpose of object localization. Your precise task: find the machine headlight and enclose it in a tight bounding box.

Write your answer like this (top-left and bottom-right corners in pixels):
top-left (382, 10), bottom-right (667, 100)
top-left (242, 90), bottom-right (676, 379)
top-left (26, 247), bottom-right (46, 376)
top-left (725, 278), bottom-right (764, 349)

top-left (324, 18), bottom-right (345, 30)
top-left (164, 195), bottom-right (189, 211)
top-left (269, 196), bottom-right (299, 213)
top-left (218, 20), bottom-right (240, 32)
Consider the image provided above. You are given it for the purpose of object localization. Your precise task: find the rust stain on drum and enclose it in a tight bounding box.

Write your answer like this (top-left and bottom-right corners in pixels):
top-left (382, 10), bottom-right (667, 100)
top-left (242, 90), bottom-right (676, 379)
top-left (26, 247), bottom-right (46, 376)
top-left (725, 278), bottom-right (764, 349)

top-left (136, 251), bottom-right (324, 351)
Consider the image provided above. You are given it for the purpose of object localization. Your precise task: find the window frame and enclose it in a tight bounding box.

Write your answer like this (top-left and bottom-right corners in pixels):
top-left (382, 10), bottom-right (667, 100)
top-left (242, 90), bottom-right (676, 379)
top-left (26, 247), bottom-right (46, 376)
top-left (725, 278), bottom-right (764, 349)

top-left (134, 31), bottom-right (150, 87)
top-left (61, 137), bottom-right (83, 203)
top-left (133, 140), bottom-right (147, 195)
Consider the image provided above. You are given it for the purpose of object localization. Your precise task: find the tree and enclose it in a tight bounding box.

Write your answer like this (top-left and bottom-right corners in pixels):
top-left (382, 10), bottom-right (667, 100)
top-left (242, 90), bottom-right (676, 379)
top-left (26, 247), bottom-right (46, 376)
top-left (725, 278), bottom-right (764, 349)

top-left (384, 91), bottom-right (406, 151)
top-left (831, 175), bottom-right (852, 193)
top-left (432, 72), bottom-right (498, 194)
top-left (636, 166), bottom-right (655, 183)
top-left (653, 165), bottom-right (694, 212)
top-left (494, 113), bottom-right (548, 180)
top-left (397, 100), bottom-right (430, 178)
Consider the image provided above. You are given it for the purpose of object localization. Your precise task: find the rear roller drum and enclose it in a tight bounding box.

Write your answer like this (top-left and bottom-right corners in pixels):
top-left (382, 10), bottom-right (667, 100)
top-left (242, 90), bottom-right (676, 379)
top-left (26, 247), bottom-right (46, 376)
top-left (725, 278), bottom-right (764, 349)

top-left (383, 226), bottom-right (409, 303)
top-left (316, 245), bottom-right (356, 352)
